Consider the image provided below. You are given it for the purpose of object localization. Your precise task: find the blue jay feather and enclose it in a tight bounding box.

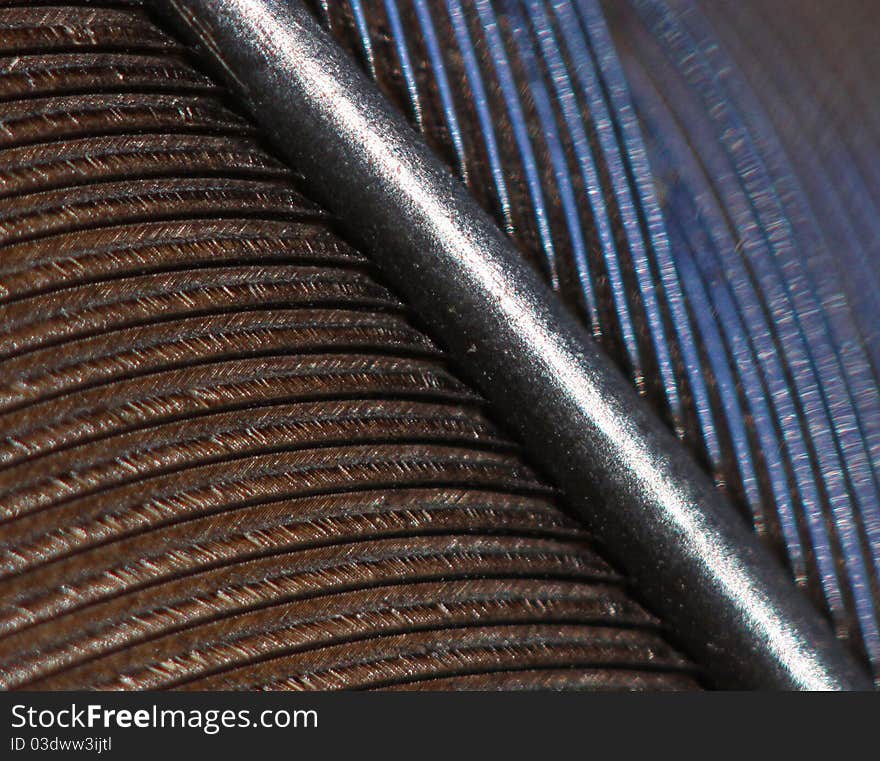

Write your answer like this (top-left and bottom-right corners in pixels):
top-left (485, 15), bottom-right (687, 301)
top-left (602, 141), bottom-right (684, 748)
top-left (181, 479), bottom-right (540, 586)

top-left (0, 2), bottom-right (699, 690)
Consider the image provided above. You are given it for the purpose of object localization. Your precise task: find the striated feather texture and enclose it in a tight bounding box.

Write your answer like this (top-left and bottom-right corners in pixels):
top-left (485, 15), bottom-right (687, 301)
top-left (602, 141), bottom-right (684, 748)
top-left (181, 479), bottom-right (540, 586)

top-left (0, 3), bottom-right (697, 691)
